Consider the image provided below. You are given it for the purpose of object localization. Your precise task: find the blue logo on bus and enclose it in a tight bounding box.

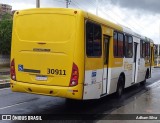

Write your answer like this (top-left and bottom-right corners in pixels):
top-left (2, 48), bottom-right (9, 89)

top-left (92, 71), bottom-right (97, 77)
top-left (18, 64), bottom-right (24, 71)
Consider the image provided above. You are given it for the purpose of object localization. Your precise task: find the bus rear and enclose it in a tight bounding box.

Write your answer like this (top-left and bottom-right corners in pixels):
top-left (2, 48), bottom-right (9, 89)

top-left (10, 8), bottom-right (84, 100)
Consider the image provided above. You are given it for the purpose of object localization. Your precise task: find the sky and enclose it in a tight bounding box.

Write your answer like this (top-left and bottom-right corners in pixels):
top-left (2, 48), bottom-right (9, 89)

top-left (1, 0), bottom-right (160, 44)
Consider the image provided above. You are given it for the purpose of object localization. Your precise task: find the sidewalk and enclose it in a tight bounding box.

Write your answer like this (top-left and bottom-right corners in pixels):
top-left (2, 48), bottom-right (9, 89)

top-left (0, 66), bottom-right (10, 89)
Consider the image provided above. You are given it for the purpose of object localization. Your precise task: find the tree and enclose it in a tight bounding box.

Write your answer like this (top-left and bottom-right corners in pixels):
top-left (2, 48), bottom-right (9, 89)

top-left (0, 13), bottom-right (13, 55)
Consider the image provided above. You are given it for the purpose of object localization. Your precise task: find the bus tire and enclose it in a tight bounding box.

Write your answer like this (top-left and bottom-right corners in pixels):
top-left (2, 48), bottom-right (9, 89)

top-left (116, 76), bottom-right (124, 98)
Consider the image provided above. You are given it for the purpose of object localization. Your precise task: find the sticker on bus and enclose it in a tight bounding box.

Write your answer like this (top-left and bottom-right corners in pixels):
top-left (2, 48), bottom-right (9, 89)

top-left (36, 75), bottom-right (47, 81)
top-left (91, 71), bottom-right (97, 84)
top-left (18, 64), bottom-right (24, 71)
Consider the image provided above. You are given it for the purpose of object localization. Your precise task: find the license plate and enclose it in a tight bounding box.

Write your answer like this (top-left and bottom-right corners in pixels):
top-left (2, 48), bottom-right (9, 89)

top-left (36, 75), bottom-right (47, 81)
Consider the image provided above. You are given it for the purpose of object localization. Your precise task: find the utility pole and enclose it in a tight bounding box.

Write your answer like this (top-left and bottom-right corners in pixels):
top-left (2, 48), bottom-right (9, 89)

top-left (36, 0), bottom-right (40, 8)
top-left (66, 0), bottom-right (71, 8)
top-left (158, 24), bottom-right (160, 66)
top-left (157, 44), bottom-right (159, 66)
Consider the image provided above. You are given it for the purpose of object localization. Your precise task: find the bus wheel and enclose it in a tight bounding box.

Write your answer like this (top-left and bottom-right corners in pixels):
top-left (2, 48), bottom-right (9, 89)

top-left (116, 76), bottom-right (124, 97)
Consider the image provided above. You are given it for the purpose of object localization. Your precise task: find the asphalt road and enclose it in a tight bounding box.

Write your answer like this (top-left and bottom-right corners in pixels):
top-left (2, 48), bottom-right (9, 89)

top-left (0, 68), bottom-right (160, 122)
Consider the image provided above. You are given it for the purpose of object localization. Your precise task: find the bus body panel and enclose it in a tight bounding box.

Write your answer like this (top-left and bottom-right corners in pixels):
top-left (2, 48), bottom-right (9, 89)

top-left (13, 10), bottom-right (76, 86)
top-left (11, 79), bottom-right (83, 100)
top-left (11, 8), bottom-right (85, 100)
top-left (83, 22), bottom-right (124, 99)
top-left (83, 69), bottom-right (103, 99)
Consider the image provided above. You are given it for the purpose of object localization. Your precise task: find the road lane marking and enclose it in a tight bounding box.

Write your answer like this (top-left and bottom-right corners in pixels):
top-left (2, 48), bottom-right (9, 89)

top-left (146, 80), bottom-right (160, 88)
top-left (0, 101), bottom-right (29, 110)
top-left (0, 88), bottom-right (10, 91)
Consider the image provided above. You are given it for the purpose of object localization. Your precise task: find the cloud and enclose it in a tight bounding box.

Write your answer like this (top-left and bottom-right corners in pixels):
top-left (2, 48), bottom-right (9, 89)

top-left (0, 0), bottom-right (36, 10)
top-left (0, 0), bottom-right (159, 43)
top-left (0, 0), bottom-right (35, 5)
top-left (108, 0), bottom-right (160, 14)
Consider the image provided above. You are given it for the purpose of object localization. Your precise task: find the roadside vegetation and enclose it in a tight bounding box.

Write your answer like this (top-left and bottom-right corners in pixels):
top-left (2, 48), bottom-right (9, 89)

top-left (0, 13), bottom-right (12, 55)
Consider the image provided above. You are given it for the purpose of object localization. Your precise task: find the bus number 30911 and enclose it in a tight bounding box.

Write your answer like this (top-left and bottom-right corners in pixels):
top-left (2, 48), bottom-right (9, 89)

top-left (47, 68), bottom-right (66, 75)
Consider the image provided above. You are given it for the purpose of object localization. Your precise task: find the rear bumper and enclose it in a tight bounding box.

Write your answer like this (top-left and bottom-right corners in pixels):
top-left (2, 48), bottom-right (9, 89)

top-left (10, 79), bottom-right (83, 100)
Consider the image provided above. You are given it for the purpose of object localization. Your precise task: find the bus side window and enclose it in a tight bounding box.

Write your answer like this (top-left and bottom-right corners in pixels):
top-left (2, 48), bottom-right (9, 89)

top-left (145, 42), bottom-right (150, 57)
top-left (86, 22), bottom-right (94, 56)
top-left (114, 31), bottom-right (124, 58)
top-left (86, 21), bottom-right (102, 57)
top-left (113, 32), bottom-right (118, 57)
top-left (125, 35), bottom-right (133, 58)
top-left (140, 40), bottom-right (145, 58)
top-left (118, 33), bottom-right (124, 57)
top-left (140, 40), bottom-right (143, 58)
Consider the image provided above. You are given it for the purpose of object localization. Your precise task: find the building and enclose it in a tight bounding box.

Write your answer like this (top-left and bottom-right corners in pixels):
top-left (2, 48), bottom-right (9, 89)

top-left (0, 3), bottom-right (12, 14)
top-left (0, 3), bottom-right (12, 19)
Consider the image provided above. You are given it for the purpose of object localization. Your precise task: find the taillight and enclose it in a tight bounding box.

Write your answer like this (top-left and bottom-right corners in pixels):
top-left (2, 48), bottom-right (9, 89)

top-left (69, 63), bottom-right (79, 86)
top-left (10, 59), bottom-right (16, 81)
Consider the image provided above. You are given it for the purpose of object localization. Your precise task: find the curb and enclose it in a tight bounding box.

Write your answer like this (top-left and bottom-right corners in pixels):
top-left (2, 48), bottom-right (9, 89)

top-left (0, 79), bottom-right (10, 89)
top-left (0, 71), bottom-right (10, 75)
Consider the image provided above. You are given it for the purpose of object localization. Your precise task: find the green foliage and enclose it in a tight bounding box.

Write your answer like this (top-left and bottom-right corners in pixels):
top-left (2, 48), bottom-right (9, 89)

top-left (0, 14), bottom-right (13, 55)
top-left (1, 13), bottom-right (12, 20)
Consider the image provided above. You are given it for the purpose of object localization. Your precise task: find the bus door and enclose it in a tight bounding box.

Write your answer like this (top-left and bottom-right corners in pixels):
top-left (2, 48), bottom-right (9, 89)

top-left (102, 35), bottom-right (110, 94)
top-left (133, 42), bottom-right (138, 83)
top-left (149, 47), bottom-right (153, 77)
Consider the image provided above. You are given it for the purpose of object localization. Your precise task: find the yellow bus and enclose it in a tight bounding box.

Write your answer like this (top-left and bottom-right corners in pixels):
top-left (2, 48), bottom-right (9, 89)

top-left (10, 8), bottom-right (154, 100)
top-left (154, 44), bottom-right (160, 67)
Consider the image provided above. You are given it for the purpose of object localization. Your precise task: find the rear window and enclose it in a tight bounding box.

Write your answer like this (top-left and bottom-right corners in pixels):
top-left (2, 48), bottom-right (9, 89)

top-left (15, 14), bottom-right (75, 42)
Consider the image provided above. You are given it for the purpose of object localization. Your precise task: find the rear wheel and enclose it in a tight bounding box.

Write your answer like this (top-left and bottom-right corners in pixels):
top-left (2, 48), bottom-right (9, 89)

top-left (116, 76), bottom-right (124, 97)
